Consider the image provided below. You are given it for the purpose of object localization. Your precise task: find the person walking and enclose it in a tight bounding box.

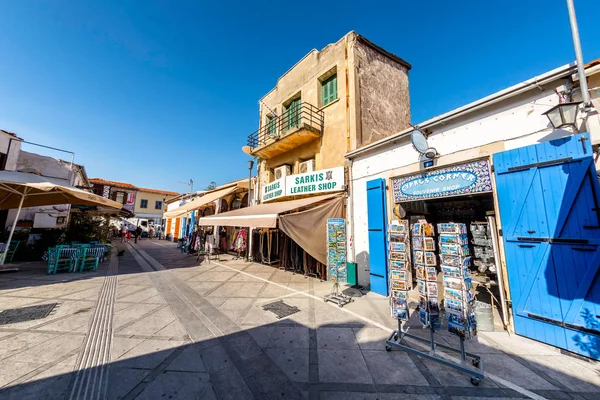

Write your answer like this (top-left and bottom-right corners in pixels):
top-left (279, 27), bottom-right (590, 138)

top-left (135, 226), bottom-right (142, 243)
top-left (121, 222), bottom-right (127, 243)
top-left (126, 230), bottom-right (132, 243)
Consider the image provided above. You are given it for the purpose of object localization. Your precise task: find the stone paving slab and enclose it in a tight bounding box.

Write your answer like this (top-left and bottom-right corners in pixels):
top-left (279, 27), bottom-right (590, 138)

top-left (1, 239), bottom-right (598, 400)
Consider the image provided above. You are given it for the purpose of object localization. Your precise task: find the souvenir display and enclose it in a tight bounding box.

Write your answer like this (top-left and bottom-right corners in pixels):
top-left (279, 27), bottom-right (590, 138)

top-left (438, 222), bottom-right (477, 339)
top-left (326, 219), bottom-right (347, 283)
top-left (470, 222), bottom-right (497, 274)
top-left (412, 219), bottom-right (439, 328)
top-left (388, 220), bottom-right (411, 320)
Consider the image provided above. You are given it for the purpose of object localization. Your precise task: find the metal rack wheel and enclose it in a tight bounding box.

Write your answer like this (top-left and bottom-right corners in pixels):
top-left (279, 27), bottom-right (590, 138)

top-left (470, 377), bottom-right (480, 386)
top-left (472, 359), bottom-right (480, 367)
top-left (385, 345), bottom-right (392, 352)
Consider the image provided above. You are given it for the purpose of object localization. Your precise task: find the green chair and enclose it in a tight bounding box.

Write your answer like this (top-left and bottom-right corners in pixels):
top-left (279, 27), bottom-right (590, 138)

top-left (47, 246), bottom-right (75, 274)
top-left (5, 240), bottom-right (20, 264)
top-left (77, 247), bottom-right (100, 272)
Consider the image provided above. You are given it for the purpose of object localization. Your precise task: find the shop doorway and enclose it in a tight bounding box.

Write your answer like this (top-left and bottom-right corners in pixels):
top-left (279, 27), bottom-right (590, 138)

top-left (493, 132), bottom-right (600, 360)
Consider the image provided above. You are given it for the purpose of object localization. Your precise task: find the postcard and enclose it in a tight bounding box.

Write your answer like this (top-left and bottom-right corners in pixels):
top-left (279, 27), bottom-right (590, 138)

top-left (418, 280), bottom-right (426, 296)
top-left (424, 251), bottom-right (436, 266)
top-left (445, 288), bottom-right (464, 302)
top-left (440, 254), bottom-right (461, 267)
top-left (426, 282), bottom-right (438, 297)
top-left (392, 280), bottom-right (409, 291)
top-left (393, 308), bottom-right (409, 320)
top-left (390, 252), bottom-right (406, 262)
top-left (423, 237), bottom-right (435, 251)
top-left (390, 260), bottom-right (407, 270)
top-left (392, 290), bottom-right (407, 300)
top-left (412, 223), bottom-right (422, 236)
top-left (412, 236), bottom-right (423, 250)
top-left (391, 269), bottom-right (409, 281)
top-left (414, 251), bottom-right (424, 264)
top-left (415, 265), bottom-right (425, 280)
top-left (390, 242), bottom-right (406, 252)
top-left (425, 266), bottom-right (437, 282)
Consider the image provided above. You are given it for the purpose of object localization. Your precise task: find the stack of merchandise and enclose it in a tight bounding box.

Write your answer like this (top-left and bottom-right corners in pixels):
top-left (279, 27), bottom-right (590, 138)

top-left (413, 220), bottom-right (440, 328)
top-left (389, 220), bottom-right (411, 320)
top-left (470, 222), bottom-right (497, 274)
top-left (439, 222), bottom-right (477, 339)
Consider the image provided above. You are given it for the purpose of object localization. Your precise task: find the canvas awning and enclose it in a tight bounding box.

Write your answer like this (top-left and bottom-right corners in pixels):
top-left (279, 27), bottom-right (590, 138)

top-left (196, 193), bottom-right (342, 228)
top-left (164, 186), bottom-right (238, 219)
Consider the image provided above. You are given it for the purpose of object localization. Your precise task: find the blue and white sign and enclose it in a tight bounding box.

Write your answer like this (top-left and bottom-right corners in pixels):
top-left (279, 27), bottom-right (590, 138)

top-left (391, 160), bottom-right (492, 202)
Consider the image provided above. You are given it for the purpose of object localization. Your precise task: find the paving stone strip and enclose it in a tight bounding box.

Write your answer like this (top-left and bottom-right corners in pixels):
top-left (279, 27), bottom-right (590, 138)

top-left (68, 252), bottom-right (118, 400)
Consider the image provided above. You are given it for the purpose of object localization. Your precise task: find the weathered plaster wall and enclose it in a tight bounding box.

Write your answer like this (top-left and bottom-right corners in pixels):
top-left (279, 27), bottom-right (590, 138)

top-left (354, 40), bottom-right (410, 147)
top-left (349, 83), bottom-right (571, 287)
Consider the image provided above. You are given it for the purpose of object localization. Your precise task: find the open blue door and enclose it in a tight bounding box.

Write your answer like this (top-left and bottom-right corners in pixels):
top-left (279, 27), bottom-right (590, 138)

top-left (367, 178), bottom-right (389, 295)
top-left (494, 133), bottom-right (600, 360)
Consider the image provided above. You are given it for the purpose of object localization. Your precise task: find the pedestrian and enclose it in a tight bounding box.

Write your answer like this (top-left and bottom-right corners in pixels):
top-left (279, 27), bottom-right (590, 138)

top-left (121, 222), bottom-right (127, 243)
top-left (135, 226), bottom-right (142, 243)
top-left (126, 230), bottom-right (132, 243)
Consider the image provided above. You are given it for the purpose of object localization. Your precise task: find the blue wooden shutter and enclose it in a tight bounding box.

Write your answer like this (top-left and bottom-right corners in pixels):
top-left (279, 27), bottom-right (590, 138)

top-left (366, 178), bottom-right (389, 295)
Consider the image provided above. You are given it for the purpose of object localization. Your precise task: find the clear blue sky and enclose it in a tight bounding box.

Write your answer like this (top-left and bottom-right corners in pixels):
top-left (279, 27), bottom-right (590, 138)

top-left (1, 1), bottom-right (598, 192)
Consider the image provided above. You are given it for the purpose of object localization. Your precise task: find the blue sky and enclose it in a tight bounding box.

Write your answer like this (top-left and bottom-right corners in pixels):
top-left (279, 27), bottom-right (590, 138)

top-left (1, 1), bottom-right (599, 192)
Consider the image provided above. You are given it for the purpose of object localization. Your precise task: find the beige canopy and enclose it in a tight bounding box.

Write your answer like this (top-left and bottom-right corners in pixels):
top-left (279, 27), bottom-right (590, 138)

top-left (0, 171), bottom-right (122, 210)
top-left (278, 196), bottom-right (344, 264)
top-left (196, 193), bottom-right (341, 228)
top-left (164, 186), bottom-right (238, 219)
top-left (0, 171), bottom-right (122, 265)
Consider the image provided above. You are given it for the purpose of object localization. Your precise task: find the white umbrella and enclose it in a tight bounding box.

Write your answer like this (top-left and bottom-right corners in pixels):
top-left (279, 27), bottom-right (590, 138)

top-left (0, 171), bottom-right (123, 264)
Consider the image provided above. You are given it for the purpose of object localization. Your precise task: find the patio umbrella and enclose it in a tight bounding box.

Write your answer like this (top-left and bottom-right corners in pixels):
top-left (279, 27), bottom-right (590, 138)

top-left (0, 171), bottom-right (123, 264)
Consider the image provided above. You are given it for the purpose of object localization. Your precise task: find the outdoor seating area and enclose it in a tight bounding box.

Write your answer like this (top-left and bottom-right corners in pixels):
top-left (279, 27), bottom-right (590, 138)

top-left (45, 242), bottom-right (112, 274)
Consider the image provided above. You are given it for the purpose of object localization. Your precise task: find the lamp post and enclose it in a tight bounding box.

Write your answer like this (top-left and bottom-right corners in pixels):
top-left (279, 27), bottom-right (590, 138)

top-left (246, 159), bottom-right (254, 262)
top-left (566, 0), bottom-right (591, 108)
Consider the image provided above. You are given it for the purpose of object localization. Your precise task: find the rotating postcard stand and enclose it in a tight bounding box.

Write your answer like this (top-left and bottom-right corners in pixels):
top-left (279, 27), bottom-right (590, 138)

top-left (385, 220), bottom-right (484, 386)
top-left (323, 219), bottom-right (352, 307)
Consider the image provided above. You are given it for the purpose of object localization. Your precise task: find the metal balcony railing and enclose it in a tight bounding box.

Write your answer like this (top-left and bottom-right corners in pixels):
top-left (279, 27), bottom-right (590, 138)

top-left (248, 102), bottom-right (324, 148)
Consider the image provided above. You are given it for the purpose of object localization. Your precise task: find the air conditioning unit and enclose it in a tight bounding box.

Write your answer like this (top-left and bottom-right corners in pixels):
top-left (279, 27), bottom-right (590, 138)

top-left (299, 159), bottom-right (315, 174)
top-left (274, 165), bottom-right (291, 180)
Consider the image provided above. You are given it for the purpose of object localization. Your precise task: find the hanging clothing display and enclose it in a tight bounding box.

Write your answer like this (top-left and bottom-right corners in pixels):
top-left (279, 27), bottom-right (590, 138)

top-left (233, 229), bottom-right (247, 252)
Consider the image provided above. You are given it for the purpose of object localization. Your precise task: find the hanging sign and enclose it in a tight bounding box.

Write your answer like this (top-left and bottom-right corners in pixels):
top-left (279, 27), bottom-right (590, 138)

top-left (391, 160), bottom-right (492, 202)
top-left (286, 166), bottom-right (344, 196)
top-left (262, 177), bottom-right (286, 203)
top-left (327, 218), bottom-right (347, 283)
top-left (126, 193), bottom-right (135, 205)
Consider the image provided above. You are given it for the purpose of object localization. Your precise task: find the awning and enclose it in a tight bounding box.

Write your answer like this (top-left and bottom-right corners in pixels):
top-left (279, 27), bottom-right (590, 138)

top-left (164, 186), bottom-right (238, 219)
top-left (196, 193), bottom-right (342, 228)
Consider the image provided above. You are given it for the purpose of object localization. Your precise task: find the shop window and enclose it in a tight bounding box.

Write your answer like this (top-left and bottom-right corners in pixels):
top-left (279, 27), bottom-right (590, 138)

top-left (155, 200), bottom-right (162, 210)
top-left (321, 74), bottom-right (338, 106)
top-left (140, 199), bottom-right (148, 209)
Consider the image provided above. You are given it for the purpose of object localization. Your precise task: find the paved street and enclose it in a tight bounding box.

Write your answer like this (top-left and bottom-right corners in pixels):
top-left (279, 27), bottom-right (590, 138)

top-left (0, 239), bottom-right (599, 400)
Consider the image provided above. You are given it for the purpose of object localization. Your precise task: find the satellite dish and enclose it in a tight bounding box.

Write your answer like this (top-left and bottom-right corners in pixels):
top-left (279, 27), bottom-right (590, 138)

top-left (241, 145), bottom-right (252, 155)
top-left (411, 129), bottom-right (429, 154)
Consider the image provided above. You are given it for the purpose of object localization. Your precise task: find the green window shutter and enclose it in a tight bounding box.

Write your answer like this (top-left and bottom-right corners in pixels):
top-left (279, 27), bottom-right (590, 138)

top-left (322, 74), bottom-right (337, 106)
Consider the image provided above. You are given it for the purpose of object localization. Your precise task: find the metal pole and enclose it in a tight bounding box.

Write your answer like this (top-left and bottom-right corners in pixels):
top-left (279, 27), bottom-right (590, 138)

top-left (566, 0), bottom-right (591, 107)
top-left (246, 160), bottom-right (254, 262)
top-left (1, 194), bottom-right (25, 265)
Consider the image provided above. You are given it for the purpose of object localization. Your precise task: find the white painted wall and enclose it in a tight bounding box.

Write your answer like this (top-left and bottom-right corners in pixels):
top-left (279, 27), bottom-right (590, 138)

top-left (0, 131), bottom-right (21, 171)
top-left (348, 79), bottom-right (594, 287)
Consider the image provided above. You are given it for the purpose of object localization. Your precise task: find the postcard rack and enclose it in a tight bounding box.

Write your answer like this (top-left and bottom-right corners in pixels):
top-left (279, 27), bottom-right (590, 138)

top-left (323, 218), bottom-right (352, 307)
top-left (385, 318), bottom-right (484, 385)
top-left (385, 220), bottom-right (484, 386)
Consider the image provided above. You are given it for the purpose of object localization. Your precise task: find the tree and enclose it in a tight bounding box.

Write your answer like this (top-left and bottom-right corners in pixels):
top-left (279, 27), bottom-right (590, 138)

top-left (205, 181), bottom-right (217, 190)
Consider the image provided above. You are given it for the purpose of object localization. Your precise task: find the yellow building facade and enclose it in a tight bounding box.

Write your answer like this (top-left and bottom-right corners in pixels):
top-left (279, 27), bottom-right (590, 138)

top-left (248, 31), bottom-right (412, 201)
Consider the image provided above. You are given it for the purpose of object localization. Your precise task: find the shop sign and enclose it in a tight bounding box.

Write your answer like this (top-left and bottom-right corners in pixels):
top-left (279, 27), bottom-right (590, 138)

top-left (285, 166), bottom-right (344, 196)
top-left (126, 192), bottom-right (135, 205)
top-left (262, 177), bottom-right (286, 202)
top-left (391, 160), bottom-right (492, 202)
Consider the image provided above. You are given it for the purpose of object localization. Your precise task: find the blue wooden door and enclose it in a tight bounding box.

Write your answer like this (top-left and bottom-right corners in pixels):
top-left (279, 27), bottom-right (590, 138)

top-left (494, 133), bottom-right (600, 360)
top-left (367, 178), bottom-right (389, 295)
